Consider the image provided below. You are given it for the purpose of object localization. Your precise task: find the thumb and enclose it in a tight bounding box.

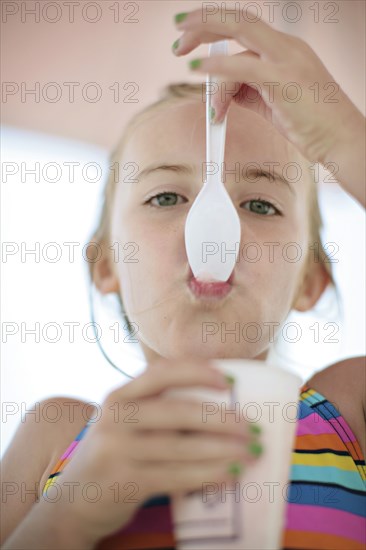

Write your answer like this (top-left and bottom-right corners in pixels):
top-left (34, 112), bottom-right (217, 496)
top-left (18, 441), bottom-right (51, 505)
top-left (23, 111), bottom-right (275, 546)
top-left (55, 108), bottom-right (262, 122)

top-left (210, 50), bottom-right (261, 123)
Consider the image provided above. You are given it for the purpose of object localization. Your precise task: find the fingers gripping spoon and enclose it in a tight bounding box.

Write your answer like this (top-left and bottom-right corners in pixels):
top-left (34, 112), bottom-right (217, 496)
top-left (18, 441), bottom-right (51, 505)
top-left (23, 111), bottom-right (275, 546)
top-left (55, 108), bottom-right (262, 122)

top-left (184, 40), bottom-right (241, 283)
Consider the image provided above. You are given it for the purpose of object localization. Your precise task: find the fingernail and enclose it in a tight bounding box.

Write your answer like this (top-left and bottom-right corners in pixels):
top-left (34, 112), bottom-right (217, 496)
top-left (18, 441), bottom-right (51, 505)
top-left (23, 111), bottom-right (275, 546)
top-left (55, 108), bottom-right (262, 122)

top-left (172, 39), bottom-right (180, 53)
top-left (189, 58), bottom-right (201, 70)
top-left (210, 106), bottom-right (216, 122)
top-left (225, 374), bottom-right (235, 386)
top-left (227, 462), bottom-right (243, 477)
top-left (174, 12), bottom-right (188, 24)
top-left (248, 441), bottom-right (263, 457)
top-left (249, 423), bottom-right (262, 436)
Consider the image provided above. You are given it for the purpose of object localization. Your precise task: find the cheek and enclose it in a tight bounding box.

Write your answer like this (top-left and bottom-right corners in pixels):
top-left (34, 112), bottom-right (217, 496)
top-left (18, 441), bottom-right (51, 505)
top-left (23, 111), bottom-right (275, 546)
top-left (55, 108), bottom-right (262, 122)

top-left (237, 217), bottom-right (309, 312)
top-left (267, 233), bottom-right (309, 310)
top-left (238, 212), bottom-right (308, 270)
top-left (111, 214), bottom-right (182, 311)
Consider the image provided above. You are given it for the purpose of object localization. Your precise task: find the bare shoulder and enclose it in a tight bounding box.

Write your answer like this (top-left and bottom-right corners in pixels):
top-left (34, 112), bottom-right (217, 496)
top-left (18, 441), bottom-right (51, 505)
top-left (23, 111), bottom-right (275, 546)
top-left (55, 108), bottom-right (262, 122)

top-left (306, 356), bottom-right (366, 458)
top-left (0, 396), bottom-right (97, 547)
top-left (306, 355), bottom-right (365, 406)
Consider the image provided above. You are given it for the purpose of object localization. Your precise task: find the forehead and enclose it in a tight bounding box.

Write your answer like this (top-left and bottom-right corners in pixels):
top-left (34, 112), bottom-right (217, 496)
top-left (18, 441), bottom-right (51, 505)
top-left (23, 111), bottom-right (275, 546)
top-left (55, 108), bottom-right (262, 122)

top-left (121, 99), bottom-right (302, 169)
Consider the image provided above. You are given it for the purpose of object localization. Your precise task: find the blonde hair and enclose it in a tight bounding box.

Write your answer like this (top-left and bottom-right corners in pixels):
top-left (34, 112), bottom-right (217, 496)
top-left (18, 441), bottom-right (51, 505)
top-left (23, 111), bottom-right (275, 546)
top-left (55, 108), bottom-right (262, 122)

top-left (87, 82), bottom-right (336, 330)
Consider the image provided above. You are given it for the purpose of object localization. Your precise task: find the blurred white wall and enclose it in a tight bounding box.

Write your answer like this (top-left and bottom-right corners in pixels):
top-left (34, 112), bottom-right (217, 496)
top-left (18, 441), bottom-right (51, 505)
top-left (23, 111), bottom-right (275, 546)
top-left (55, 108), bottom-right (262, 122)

top-left (2, 1), bottom-right (365, 148)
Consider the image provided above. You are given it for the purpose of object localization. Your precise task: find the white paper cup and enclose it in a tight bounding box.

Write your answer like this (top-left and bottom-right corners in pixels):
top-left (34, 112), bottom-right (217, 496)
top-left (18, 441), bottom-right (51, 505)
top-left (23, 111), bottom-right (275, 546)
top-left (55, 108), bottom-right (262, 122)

top-left (169, 359), bottom-right (302, 550)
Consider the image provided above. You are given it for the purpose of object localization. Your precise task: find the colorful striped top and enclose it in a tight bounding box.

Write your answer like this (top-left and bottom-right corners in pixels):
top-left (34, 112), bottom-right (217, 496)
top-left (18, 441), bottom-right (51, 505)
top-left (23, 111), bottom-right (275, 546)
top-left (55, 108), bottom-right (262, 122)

top-left (42, 385), bottom-right (366, 549)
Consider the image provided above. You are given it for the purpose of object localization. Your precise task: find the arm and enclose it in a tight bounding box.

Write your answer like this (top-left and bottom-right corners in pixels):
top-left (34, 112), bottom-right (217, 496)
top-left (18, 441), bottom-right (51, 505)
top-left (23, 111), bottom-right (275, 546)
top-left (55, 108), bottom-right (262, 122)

top-left (1, 397), bottom-right (96, 549)
top-left (322, 108), bottom-right (365, 208)
top-left (1, 500), bottom-right (94, 550)
top-left (173, 8), bottom-right (366, 209)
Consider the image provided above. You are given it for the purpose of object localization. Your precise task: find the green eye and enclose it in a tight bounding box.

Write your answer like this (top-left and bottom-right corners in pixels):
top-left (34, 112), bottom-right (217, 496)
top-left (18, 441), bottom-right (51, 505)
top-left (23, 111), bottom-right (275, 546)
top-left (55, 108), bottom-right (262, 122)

top-left (146, 192), bottom-right (186, 207)
top-left (243, 199), bottom-right (278, 216)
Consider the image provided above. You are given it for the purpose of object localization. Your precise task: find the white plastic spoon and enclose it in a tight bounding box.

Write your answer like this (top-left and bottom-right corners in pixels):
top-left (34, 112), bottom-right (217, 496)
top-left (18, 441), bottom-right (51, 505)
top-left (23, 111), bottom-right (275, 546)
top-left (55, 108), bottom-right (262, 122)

top-left (184, 40), bottom-right (241, 283)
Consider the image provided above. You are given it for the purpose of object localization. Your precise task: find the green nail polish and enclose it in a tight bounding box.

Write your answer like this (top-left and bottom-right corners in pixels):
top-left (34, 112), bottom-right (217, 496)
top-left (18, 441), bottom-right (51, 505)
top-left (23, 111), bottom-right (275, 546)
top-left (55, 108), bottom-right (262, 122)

top-left (189, 58), bottom-right (201, 70)
top-left (172, 39), bottom-right (180, 51)
top-left (225, 374), bottom-right (235, 386)
top-left (210, 106), bottom-right (216, 122)
top-left (228, 462), bottom-right (242, 476)
top-left (249, 423), bottom-right (262, 436)
top-left (248, 441), bottom-right (263, 457)
top-left (175, 12), bottom-right (188, 24)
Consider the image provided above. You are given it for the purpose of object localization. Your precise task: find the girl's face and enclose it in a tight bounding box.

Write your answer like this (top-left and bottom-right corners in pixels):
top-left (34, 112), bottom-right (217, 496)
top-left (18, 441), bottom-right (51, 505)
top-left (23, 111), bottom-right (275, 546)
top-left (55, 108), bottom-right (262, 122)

top-left (109, 100), bottom-right (315, 363)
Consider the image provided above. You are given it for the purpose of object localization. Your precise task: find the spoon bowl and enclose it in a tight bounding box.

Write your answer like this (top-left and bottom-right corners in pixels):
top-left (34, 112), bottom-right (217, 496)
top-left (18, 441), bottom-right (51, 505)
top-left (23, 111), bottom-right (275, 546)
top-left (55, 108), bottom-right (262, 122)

top-left (184, 176), bottom-right (241, 282)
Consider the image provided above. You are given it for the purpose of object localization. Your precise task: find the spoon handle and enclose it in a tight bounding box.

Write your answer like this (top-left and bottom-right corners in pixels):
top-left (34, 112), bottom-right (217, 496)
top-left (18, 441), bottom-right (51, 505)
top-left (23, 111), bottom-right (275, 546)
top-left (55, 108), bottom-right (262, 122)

top-left (206, 40), bottom-right (229, 182)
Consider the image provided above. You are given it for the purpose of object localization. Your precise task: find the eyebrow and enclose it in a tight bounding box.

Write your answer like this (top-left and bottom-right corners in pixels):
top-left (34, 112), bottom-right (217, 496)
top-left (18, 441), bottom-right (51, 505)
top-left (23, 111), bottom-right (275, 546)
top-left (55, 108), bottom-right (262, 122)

top-left (136, 163), bottom-right (295, 195)
top-left (136, 163), bottom-right (194, 181)
top-left (246, 167), bottom-right (295, 195)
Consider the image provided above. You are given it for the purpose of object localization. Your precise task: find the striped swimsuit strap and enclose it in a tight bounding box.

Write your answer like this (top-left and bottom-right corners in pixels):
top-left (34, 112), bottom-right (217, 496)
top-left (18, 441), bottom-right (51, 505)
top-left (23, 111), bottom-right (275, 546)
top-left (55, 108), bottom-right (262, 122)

top-left (42, 385), bottom-right (366, 550)
top-left (282, 386), bottom-right (366, 550)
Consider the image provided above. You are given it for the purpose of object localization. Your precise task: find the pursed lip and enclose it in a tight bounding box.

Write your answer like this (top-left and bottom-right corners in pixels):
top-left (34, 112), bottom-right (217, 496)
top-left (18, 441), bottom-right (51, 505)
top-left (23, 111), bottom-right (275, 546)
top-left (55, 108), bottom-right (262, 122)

top-left (186, 267), bottom-right (234, 299)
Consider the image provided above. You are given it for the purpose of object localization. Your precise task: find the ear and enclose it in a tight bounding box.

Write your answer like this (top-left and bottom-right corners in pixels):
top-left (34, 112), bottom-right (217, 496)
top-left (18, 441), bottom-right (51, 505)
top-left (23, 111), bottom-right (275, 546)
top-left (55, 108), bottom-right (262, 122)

top-left (88, 244), bottom-right (120, 296)
top-left (293, 262), bottom-right (331, 312)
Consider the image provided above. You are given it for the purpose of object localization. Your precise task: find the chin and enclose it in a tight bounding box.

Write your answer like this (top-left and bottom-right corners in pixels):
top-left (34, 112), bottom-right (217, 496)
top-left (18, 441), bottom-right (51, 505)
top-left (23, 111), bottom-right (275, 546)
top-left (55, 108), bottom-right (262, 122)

top-left (162, 338), bottom-right (269, 361)
top-left (143, 315), bottom-right (271, 360)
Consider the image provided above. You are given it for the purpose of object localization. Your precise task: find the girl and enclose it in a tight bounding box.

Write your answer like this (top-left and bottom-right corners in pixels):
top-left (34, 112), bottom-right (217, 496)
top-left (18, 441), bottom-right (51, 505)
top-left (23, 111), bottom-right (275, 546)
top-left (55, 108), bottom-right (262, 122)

top-left (1, 7), bottom-right (365, 550)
